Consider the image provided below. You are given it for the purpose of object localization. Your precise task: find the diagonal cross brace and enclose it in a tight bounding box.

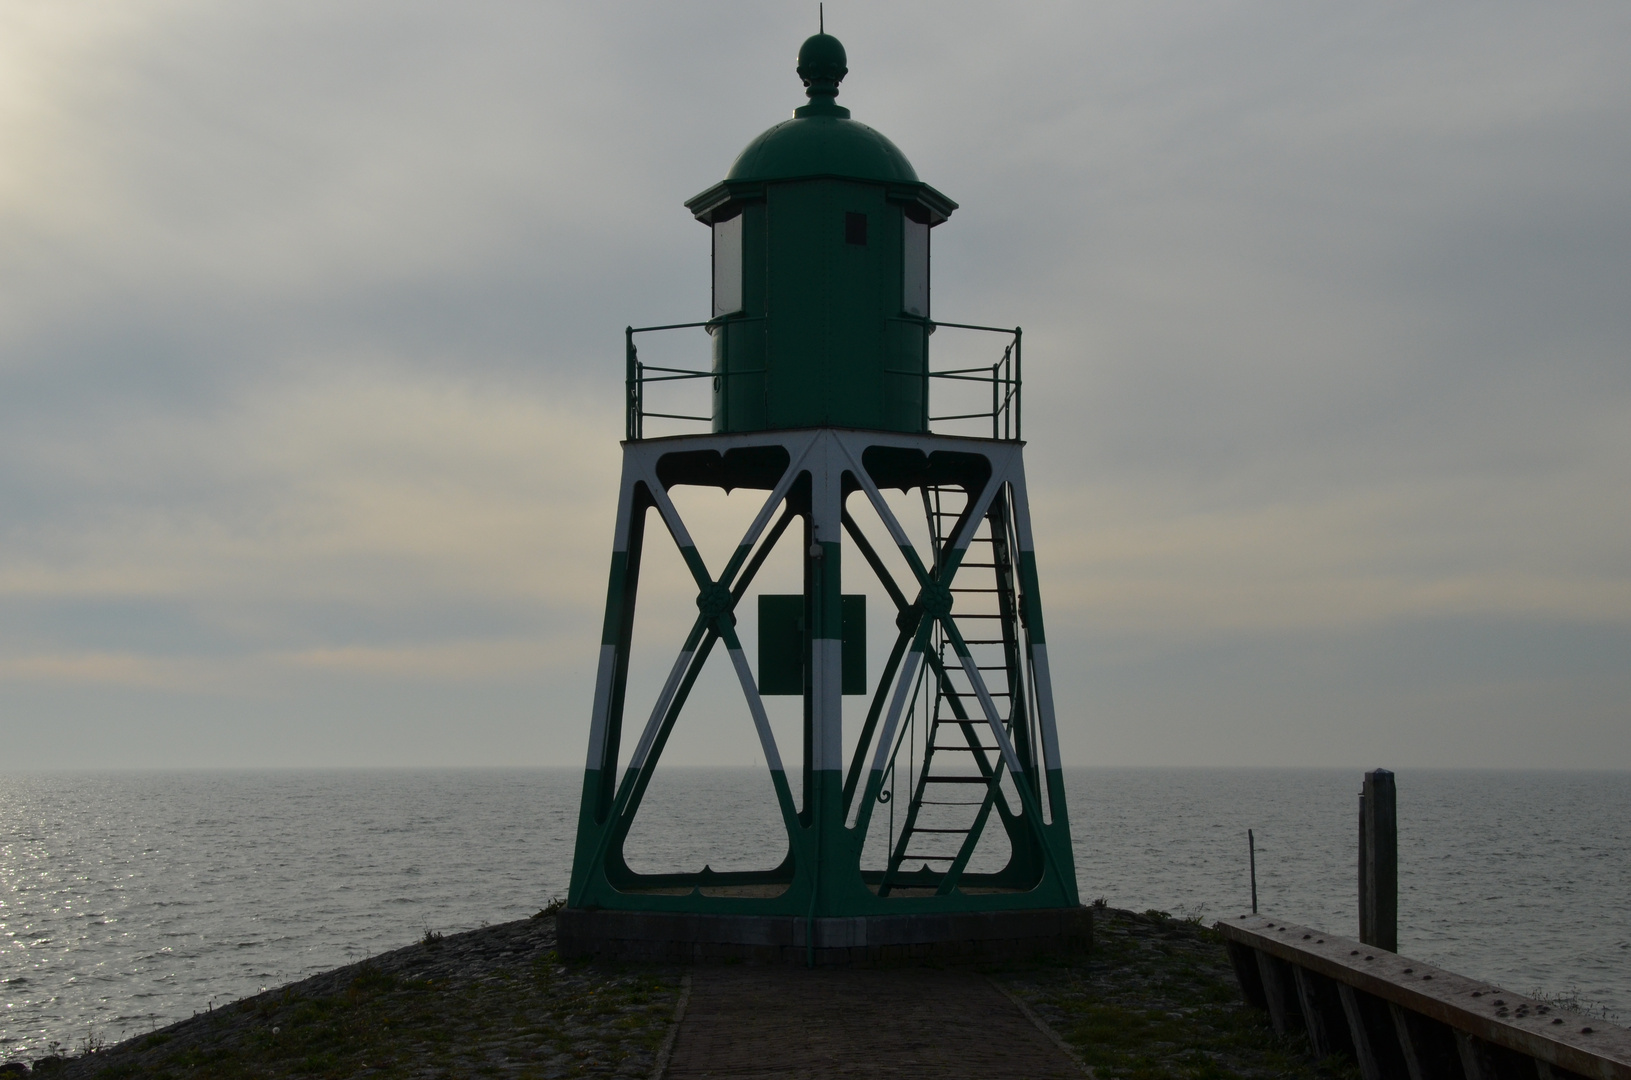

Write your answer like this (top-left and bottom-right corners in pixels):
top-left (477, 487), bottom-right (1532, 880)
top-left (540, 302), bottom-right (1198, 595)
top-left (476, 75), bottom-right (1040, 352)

top-left (840, 445), bottom-right (1070, 896)
top-left (587, 440), bottom-right (819, 881)
top-left (839, 442), bottom-right (1030, 778)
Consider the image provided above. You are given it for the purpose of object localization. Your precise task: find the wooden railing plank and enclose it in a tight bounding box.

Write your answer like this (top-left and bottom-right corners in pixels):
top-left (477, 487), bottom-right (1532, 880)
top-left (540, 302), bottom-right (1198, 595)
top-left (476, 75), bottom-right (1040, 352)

top-left (1458, 1029), bottom-right (1542, 1080)
top-left (1341, 982), bottom-right (1412, 1080)
top-left (1255, 948), bottom-right (1305, 1036)
top-left (1226, 939), bottom-right (1268, 1011)
top-left (1294, 965), bottom-right (1356, 1062)
top-left (1392, 1001), bottom-right (1467, 1080)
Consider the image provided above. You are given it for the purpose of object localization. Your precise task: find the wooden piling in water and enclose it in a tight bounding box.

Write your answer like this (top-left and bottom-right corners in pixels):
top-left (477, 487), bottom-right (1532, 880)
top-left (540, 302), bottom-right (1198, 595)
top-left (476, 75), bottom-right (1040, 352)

top-left (1358, 768), bottom-right (1397, 953)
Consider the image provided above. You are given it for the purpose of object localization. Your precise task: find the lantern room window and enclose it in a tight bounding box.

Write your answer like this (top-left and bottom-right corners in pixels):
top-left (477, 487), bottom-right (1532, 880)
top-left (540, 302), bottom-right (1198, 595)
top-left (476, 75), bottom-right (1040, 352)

top-left (712, 212), bottom-right (743, 317)
top-left (903, 215), bottom-right (929, 317)
top-left (845, 212), bottom-right (868, 245)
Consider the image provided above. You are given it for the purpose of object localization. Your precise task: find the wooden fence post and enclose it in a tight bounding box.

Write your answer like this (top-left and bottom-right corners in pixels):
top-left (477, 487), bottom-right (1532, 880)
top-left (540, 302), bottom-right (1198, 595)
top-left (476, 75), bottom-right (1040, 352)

top-left (1359, 768), bottom-right (1397, 952)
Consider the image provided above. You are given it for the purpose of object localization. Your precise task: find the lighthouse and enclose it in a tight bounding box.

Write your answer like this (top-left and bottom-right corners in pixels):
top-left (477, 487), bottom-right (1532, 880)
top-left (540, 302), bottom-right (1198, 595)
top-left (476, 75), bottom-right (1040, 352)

top-left (563, 32), bottom-right (1085, 962)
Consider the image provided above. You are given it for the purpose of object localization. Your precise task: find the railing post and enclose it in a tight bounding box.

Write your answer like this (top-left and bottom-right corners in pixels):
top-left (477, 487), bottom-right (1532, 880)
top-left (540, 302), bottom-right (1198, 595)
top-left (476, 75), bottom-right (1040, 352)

top-left (625, 326), bottom-right (636, 441)
top-left (1359, 768), bottom-right (1397, 952)
top-left (992, 360), bottom-right (999, 439)
top-left (1013, 327), bottom-right (1022, 442)
top-left (922, 321), bottom-right (932, 433)
top-left (1004, 349), bottom-right (1012, 440)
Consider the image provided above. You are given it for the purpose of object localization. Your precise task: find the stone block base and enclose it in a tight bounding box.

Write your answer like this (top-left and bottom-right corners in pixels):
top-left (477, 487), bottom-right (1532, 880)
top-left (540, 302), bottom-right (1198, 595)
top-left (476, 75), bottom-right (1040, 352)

top-left (557, 906), bottom-right (1092, 965)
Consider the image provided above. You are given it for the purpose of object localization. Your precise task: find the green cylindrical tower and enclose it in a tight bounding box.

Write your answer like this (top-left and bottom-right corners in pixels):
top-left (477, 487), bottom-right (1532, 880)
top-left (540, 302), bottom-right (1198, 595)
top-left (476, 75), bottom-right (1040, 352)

top-left (686, 33), bottom-right (957, 434)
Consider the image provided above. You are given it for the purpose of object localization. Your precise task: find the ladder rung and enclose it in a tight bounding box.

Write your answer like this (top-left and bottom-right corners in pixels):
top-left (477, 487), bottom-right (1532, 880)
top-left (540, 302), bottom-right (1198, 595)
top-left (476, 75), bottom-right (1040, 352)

top-left (920, 800), bottom-right (984, 806)
top-left (907, 827), bottom-right (973, 834)
top-left (929, 745), bottom-right (997, 753)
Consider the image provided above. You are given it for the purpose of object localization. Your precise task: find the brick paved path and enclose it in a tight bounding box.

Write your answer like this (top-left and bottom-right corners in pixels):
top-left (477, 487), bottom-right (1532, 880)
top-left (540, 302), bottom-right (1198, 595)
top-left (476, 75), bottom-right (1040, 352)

top-left (663, 966), bottom-right (1084, 1079)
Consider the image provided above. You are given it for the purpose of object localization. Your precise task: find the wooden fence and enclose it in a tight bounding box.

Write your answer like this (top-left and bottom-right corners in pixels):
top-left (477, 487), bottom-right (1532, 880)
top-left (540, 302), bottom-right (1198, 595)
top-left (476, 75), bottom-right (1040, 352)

top-left (1219, 913), bottom-right (1631, 1080)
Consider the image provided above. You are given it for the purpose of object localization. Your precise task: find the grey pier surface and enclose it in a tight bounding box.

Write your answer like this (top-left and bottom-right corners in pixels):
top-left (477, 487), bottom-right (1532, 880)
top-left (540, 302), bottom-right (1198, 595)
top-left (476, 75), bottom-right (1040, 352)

top-left (558, 906), bottom-right (1092, 965)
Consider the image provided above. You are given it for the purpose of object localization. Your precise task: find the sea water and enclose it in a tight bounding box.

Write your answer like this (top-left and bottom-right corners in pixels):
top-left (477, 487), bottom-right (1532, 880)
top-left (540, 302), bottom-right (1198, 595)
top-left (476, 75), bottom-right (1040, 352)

top-left (1, 768), bottom-right (1626, 1062)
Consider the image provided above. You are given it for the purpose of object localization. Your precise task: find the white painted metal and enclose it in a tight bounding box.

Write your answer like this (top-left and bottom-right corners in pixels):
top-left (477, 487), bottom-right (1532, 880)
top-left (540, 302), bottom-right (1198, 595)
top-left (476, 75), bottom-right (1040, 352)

top-left (585, 642), bottom-right (619, 770)
top-left (627, 648), bottom-right (693, 771)
top-left (1031, 644), bottom-right (1062, 773)
top-left (597, 428), bottom-right (1063, 842)
top-left (726, 645), bottom-right (786, 773)
top-left (868, 647), bottom-right (925, 776)
top-left (955, 646), bottom-right (1026, 778)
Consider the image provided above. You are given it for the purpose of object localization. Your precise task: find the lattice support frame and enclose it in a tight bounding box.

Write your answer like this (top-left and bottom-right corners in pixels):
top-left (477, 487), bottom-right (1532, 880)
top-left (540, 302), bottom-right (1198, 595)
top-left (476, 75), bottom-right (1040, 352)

top-left (567, 428), bottom-right (1078, 918)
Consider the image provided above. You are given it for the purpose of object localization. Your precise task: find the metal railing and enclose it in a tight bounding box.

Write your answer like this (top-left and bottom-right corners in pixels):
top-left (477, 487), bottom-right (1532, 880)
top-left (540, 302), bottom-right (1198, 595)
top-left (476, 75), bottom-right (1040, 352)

top-left (905, 320), bottom-right (1022, 442)
top-left (624, 317), bottom-right (766, 441)
top-left (623, 317), bottom-right (1021, 442)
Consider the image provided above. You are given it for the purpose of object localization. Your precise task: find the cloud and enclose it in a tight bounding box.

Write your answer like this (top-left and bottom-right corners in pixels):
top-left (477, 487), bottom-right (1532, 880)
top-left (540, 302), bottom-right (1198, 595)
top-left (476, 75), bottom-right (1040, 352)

top-left (1, 1), bottom-right (1628, 766)
top-left (1, 363), bottom-right (620, 668)
top-left (278, 637), bottom-right (581, 681)
top-left (1039, 469), bottom-right (1631, 634)
top-left (0, 650), bottom-right (188, 688)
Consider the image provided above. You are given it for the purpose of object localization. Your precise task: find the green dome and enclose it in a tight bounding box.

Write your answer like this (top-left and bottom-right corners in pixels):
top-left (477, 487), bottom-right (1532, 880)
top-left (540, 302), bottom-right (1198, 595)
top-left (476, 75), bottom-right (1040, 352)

top-left (724, 33), bottom-right (919, 185)
top-left (726, 115), bottom-right (919, 185)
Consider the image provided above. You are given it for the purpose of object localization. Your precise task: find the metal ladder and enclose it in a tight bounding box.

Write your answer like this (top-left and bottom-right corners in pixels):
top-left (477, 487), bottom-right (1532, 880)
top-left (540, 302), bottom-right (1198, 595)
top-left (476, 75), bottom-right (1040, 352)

top-left (877, 483), bottom-right (1032, 895)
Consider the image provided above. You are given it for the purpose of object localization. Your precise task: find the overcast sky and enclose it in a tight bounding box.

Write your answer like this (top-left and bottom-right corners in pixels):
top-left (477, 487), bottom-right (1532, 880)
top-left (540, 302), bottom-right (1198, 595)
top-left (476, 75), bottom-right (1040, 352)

top-left (2, 1), bottom-right (1627, 770)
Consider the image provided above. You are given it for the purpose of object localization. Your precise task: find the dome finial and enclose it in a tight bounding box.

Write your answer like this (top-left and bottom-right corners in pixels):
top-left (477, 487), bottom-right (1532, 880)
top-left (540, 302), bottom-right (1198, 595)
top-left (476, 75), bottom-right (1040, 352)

top-left (794, 25), bottom-right (848, 118)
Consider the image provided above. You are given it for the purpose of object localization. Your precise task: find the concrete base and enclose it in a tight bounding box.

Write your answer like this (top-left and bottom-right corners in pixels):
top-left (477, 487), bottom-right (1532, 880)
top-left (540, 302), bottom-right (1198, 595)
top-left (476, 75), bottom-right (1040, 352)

top-left (557, 906), bottom-right (1092, 965)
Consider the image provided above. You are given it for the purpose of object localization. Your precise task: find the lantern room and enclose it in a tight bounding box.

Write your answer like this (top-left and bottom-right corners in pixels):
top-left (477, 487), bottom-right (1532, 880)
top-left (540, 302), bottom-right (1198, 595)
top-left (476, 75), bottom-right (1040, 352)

top-left (684, 32), bottom-right (958, 434)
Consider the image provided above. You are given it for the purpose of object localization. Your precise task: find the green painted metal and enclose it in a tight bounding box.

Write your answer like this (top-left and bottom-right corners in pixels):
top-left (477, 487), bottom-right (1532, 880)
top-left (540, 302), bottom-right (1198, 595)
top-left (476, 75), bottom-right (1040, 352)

top-left (568, 33), bottom-right (1079, 928)
top-left (758, 594), bottom-right (866, 695)
top-left (567, 432), bottom-right (1079, 920)
top-left (729, 34), bottom-right (915, 184)
top-left (684, 34), bottom-right (957, 435)
top-left (756, 594), bottom-right (804, 696)
top-left (624, 319), bottom-right (1020, 443)
top-left (840, 594), bottom-right (866, 695)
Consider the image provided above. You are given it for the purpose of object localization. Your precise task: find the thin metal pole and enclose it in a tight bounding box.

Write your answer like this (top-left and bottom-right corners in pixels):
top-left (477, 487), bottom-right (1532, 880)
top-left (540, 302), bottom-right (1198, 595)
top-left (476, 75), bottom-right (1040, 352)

top-left (1013, 327), bottom-right (1022, 442)
top-left (922, 323), bottom-right (931, 433)
top-left (909, 673), bottom-right (916, 832)
top-left (625, 326), bottom-right (636, 440)
top-left (991, 354), bottom-right (1004, 443)
top-left (991, 360), bottom-right (999, 439)
top-left (1249, 828), bottom-right (1258, 914)
top-left (887, 760), bottom-right (894, 862)
top-left (1001, 351), bottom-right (1009, 439)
